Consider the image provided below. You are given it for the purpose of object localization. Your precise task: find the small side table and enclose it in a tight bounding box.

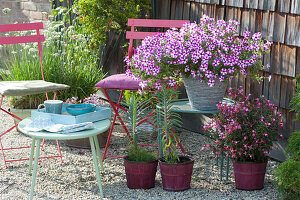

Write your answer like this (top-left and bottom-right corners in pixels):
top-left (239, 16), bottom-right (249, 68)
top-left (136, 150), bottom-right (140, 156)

top-left (169, 99), bottom-right (232, 182)
top-left (18, 118), bottom-right (111, 200)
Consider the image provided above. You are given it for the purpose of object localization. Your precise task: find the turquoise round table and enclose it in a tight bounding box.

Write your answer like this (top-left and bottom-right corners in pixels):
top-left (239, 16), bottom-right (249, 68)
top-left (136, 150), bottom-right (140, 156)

top-left (18, 118), bottom-right (111, 200)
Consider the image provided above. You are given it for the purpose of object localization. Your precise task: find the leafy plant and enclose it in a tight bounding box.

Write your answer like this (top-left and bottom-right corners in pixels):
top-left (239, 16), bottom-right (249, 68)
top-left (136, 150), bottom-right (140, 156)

top-left (154, 87), bottom-right (182, 164)
top-left (290, 75), bottom-right (300, 121)
top-left (125, 94), bottom-right (155, 162)
top-left (73, 0), bottom-right (151, 49)
top-left (127, 148), bottom-right (155, 162)
top-left (274, 131), bottom-right (300, 200)
top-left (0, 6), bottom-right (105, 109)
top-left (286, 131), bottom-right (300, 155)
top-left (203, 86), bottom-right (283, 162)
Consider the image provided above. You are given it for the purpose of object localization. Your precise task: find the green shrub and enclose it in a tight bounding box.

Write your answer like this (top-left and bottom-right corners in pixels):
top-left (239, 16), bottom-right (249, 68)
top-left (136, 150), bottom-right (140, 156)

top-left (0, 7), bottom-right (105, 108)
top-left (74, 0), bottom-right (151, 49)
top-left (290, 75), bottom-right (300, 120)
top-left (286, 130), bottom-right (300, 154)
top-left (274, 130), bottom-right (300, 199)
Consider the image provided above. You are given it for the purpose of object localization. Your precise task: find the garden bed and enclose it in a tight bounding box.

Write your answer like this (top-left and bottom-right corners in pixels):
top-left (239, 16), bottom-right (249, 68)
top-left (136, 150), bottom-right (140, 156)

top-left (0, 100), bottom-right (280, 200)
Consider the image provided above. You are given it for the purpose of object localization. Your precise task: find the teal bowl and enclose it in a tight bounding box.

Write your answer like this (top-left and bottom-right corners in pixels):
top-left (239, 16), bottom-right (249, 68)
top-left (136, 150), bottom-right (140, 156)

top-left (66, 104), bottom-right (96, 116)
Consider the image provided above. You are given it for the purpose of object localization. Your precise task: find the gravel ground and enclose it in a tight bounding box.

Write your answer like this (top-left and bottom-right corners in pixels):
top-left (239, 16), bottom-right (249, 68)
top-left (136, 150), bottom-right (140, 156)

top-left (0, 99), bottom-right (281, 200)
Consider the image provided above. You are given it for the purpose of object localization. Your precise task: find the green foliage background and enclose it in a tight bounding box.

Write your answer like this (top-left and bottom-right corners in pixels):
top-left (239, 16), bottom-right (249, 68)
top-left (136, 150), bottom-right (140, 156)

top-left (274, 76), bottom-right (300, 199)
top-left (0, 6), bottom-right (105, 108)
top-left (74, 0), bottom-right (151, 49)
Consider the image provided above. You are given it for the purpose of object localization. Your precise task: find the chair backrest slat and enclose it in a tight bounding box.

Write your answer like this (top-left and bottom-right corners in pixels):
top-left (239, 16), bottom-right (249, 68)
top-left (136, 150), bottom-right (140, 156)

top-left (126, 19), bottom-right (189, 61)
top-left (126, 31), bottom-right (161, 40)
top-left (0, 22), bottom-right (46, 82)
top-left (0, 35), bottom-right (45, 45)
top-left (127, 19), bottom-right (189, 28)
top-left (0, 22), bottom-right (43, 33)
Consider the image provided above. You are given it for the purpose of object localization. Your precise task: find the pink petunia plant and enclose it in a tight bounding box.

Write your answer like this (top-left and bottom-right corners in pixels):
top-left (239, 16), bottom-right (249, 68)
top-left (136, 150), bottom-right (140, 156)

top-left (203, 87), bottom-right (283, 162)
top-left (126, 15), bottom-right (272, 91)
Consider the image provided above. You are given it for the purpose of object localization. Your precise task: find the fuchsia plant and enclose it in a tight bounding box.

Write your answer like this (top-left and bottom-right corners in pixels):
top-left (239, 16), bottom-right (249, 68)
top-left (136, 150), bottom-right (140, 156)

top-left (202, 87), bottom-right (283, 162)
top-left (126, 15), bottom-right (272, 91)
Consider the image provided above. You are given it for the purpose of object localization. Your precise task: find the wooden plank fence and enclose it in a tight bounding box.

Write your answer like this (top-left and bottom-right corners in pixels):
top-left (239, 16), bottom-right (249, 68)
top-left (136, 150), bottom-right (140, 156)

top-left (157, 0), bottom-right (300, 137)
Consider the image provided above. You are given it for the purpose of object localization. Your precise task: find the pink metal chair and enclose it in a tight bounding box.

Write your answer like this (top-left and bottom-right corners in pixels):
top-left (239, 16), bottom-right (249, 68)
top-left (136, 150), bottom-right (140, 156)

top-left (0, 22), bottom-right (70, 168)
top-left (95, 19), bottom-right (190, 161)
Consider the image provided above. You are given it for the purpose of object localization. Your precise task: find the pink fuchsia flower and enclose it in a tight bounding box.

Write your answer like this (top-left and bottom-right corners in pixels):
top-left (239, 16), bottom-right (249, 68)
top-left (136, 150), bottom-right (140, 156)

top-left (203, 86), bottom-right (283, 162)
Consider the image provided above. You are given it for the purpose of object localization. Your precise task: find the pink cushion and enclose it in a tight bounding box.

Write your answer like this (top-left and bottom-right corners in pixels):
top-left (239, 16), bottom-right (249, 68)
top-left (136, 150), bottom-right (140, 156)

top-left (95, 74), bottom-right (140, 90)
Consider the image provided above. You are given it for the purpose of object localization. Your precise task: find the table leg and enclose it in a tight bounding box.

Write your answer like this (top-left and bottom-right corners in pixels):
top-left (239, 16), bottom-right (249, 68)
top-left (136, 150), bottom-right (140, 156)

top-left (226, 156), bottom-right (229, 182)
top-left (93, 135), bottom-right (104, 171)
top-left (28, 137), bottom-right (36, 175)
top-left (157, 111), bottom-right (163, 159)
top-left (89, 136), bottom-right (104, 198)
top-left (30, 139), bottom-right (41, 200)
top-left (220, 155), bottom-right (224, 181)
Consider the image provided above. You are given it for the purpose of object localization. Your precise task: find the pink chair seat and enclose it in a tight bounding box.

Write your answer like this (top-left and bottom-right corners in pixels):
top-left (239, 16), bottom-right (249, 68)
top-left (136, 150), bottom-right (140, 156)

top-left (95, 74), bottom-right (140, 90)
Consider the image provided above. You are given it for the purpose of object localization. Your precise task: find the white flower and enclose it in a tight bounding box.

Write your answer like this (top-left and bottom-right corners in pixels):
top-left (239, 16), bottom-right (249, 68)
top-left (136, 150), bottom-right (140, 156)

top-left (29, 48), bottom-right (37, 53)
top-left (267, 75), bottom-right (272, 82)
top-left (2, 8), bottom-right (11, 15)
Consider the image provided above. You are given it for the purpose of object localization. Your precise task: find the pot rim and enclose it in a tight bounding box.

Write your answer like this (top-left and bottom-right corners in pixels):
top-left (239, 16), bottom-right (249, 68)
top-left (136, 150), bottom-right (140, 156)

top-left (124, 156), bottom-right (158, 164)
top-left (232, 158), bottom-right (268, 165)
top-left (159, 155), bottom-right (194, 166)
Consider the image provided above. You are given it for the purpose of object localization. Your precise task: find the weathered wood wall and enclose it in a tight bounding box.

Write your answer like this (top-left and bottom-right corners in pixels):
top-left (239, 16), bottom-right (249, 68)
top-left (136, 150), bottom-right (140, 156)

top-left (156, 0), bottom-right (300, 137)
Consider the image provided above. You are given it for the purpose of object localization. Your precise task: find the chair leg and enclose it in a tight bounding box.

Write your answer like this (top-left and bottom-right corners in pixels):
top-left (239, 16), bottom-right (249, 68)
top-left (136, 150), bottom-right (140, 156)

top-left (102, 112), bottom-right (117, 162)
top-left (56, 140), bottom-right (63, 163)
top-left (170, 127), bottom-right (188, 154)
top-left (0, 137), bottom-right (7, 169)
top-left (101, 88), bottom-right (188, 160)
top-left (40, 139), bottom-right (45, 151)
top-left (102, 89), bottom-right (130, 161)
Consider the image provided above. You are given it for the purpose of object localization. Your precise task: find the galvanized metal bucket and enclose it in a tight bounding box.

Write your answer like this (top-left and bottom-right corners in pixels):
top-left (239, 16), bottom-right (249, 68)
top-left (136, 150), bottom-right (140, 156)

top-left (183, 77), bottom-right (227, 111)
